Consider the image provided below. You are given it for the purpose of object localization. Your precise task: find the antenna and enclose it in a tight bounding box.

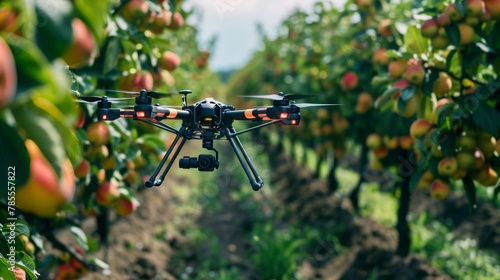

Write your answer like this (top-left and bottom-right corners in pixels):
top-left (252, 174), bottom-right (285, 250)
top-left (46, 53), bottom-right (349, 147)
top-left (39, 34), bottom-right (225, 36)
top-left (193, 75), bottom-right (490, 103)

top-left (179, 90), bottom-right (192, 108)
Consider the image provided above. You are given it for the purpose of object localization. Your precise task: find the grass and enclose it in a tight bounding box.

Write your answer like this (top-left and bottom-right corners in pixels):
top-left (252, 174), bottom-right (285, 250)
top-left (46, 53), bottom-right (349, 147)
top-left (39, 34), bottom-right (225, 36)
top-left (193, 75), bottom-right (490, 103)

top-left (411, 212), bottom-right (500, 280)
top-left (358, 182), bottom-right (398, 227)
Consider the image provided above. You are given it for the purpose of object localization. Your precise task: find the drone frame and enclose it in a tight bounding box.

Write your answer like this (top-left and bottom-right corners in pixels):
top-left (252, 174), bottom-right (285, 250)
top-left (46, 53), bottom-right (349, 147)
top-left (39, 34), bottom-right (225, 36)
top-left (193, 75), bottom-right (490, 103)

top-left (91, 89), bottom-right (306, 191)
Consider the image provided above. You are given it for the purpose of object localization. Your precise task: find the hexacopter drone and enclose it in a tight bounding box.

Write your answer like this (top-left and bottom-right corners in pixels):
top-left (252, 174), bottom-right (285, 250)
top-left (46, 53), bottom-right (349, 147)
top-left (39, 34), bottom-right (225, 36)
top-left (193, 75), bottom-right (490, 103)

top-left (77, 89), bottom-right (339, 191)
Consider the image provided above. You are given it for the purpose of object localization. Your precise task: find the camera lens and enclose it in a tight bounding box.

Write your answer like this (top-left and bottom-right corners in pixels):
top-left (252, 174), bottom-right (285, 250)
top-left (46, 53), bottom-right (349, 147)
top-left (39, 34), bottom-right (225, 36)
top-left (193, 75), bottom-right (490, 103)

top-left (198, 155), bottom-right (212, 170)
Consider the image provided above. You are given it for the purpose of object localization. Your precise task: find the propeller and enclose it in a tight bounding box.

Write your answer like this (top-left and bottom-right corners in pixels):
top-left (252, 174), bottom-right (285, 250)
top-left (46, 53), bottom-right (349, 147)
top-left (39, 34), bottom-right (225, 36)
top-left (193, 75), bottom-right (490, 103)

top-left (74, 96), bottom-right (135, 103)
top-left (241, 92), bottom-right (317, 101)
top-left (293, 103), bottom-right (343, 108)
top-left (105, 89), bottom-right (176, 99)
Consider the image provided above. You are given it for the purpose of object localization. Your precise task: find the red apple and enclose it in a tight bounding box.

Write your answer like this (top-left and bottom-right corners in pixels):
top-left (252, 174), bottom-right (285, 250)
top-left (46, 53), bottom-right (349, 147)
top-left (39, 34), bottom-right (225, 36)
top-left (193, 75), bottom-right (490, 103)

top-left (383, 136), bottom-right (399, 149)
top-left (0, 6), bottom-right (18, 33)
top-left (355, 92), bottom-right (373, 114)
top-left (377, 19), bottom-right (392, 37)
top-left (168, 12), bottom-right (184, 30)
top-left (430, 179), bottom-right (451, 199)
top-left (388, 59), bottom-right (408, 78)
top-left (114, 195), bottom-right (139, 216)
top-left (86, 122), bottom-right (109, 146)
top-left (487, 2), bottom-right (500, 18)
top-left (410, 119), bottom-right (433, 139)
top-left (159, 51), bottom-right (181, 71)
top-left (458, 23), bottom-right (475, 45)
top-left (438, 157), bottom-right (459, 176)
top-left (420, 19), bottom-right (439, 38)
top-left (118, 70), bottom-right (154, 91)
top-left (340, 71), bottom-right (358, 91)
top-left (61, 18), bottom-right (97, 68)
top-left (56, 264), bottom-right (77, 280)
top-left (446, 3), bottom-right (464, 21)
top-left (0, 36), bottom-right (16, 108)
top-left (395, 94), bottom-right (421, 118)
top-left (95, 181), bottom-right (120, 206)
top-left (16, 140), bottom-right (76, 218)
top-left (373, 147), bottom-right (389, 158)
top-left (405, 64), bottom-right (425, 85)
top-left (437, 13), bottom-right (451, 26)
top-left (366, 133), bottom-right (382, 149)
top-left (149, 10), bottom-right (171, 34)
top-left (74, 159), bottom-right (90, 178)
top-left (13, 267), bottom-right (26, 280)
top-left (372, 48), bottom-right (389, 65)
top-left (433, 72), bottom-right (452, 97)
top-left (121, 0), bottom-right (150, 25)
top-left (473, 163), bottom-right (499, 186)
top-left (466, 0), bottom-right (486, 16)
top-left (399, 135), bottom-right (414, 149)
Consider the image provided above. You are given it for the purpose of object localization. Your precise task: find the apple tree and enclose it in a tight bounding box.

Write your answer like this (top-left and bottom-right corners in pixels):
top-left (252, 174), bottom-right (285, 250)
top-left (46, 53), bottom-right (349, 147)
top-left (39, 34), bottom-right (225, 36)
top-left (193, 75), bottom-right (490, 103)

top-left (0, 0), bottom-right (216, 278)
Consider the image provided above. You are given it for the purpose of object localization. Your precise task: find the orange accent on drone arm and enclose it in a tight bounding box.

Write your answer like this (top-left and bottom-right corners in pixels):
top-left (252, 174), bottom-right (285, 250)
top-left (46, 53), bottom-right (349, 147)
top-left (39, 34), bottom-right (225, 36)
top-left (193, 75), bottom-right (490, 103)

top-left (244, 109), bottom-right (256, 119)
top-left (166, 109), bottom-right (178, 119)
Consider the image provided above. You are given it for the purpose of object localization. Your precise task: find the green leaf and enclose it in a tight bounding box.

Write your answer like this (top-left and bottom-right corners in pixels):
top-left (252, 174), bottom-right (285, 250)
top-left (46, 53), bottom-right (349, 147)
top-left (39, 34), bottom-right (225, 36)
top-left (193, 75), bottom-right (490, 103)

top-left (404, 25), bottom-right (429, 54)
top-left (374, 87), bottom-right (399, 109)
top-left (103, 37), bottom-right (121, 75)
top-left (11, 101), bottom-right (66, 178)
top-left (34, 0), bottom-right (73, 61)
top-left (400, 85), bottom-right (416, 101)
top-left (0, 260), bottom-right (16, 280)
top-left (494, 185), bottom-right (500, 203)
top-left (397, 86), bottom-right (416, 114)
top-left (470, 101), bottom-right (500, 136)
top-left (70, 226), bottom-right (88, 251)
top-left (15, 223), bottom-right (30, 237)
top-left (463, 45), bottom-right (484, 76)
top-left (445, 23), bottom-right (461, 47)
top-left (5, 36), bottom-right (58, 97)
top-left (409, 167), bottom-right (425, 192)
top-left (136, 134), bottom-right (166, 153)
top-left (31, 96), bottom-right (81, 164)
top-left (0, 118), bottom-right (30, 188)
top-left (462, 175), bottom-right (477, 214)
top-left (15, 251), bottom-right (39, 280)
top-left (422, 68), bottom-right (439, 96)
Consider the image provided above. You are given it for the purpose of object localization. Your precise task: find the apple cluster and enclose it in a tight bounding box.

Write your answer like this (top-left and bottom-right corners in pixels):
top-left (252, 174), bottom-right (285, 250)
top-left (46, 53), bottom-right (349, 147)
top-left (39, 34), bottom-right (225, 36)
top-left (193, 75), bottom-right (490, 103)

top-left (74, 121), bottom-right (140, 218)
top-left (54, 247), bottom-right (89, 279)
top-left (419, 0), bottom-right (489, 49)
top-left (409, 116), bottom-right (500, 199)
top-left (115, 0), bottom-right (186, 92)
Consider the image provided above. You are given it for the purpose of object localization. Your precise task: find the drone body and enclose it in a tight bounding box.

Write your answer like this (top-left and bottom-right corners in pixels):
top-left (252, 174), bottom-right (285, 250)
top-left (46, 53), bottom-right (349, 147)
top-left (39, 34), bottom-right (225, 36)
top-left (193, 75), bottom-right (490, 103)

top-left (80, 89), bottom-right (336, 190)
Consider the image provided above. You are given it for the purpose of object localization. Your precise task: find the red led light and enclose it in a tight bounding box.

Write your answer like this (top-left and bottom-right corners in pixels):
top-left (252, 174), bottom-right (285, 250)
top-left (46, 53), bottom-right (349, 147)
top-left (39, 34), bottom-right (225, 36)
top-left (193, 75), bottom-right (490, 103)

top-left (291, 120), bottom-right (297, 125)
top-left (280, 112), bottom-right (288, 119)
top-left (137, 111), bottom-right (146, 118)
top-left (102, 114), bottom-right (107, 120)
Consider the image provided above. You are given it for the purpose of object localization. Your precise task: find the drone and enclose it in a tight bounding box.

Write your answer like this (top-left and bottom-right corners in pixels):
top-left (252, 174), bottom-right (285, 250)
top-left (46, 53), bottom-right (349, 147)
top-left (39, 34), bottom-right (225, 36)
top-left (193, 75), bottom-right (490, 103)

top-left (77, 89), bottom-right (339, 191)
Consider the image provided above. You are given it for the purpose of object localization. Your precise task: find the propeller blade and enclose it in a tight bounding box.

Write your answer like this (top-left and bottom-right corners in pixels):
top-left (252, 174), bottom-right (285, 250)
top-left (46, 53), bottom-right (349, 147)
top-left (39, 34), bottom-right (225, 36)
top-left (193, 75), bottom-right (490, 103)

top-left (294, 103), bottom-right (343, 108)
top-left (105, 89), bottom-right (176, 99)
top-left (241, 93), bottom-right (317, 100)
top-left (75, 96), bottom-right (135, 103)
top-left (147, 91), bottom-right (177, 99)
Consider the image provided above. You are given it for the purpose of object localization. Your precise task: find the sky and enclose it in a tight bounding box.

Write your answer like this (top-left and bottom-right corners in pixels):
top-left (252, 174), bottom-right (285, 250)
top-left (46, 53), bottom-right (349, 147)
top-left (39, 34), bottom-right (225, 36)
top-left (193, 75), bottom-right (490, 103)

top-left (186, 0), bottom-right (345, 71)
